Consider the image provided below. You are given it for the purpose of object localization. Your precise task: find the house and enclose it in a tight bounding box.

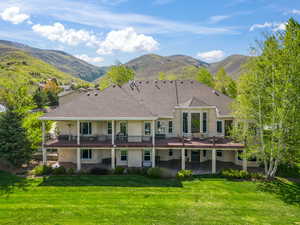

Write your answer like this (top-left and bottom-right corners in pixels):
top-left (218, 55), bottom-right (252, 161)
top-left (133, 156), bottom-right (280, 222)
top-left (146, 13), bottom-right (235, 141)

top-left (40, 80), bottom-right (258, 173)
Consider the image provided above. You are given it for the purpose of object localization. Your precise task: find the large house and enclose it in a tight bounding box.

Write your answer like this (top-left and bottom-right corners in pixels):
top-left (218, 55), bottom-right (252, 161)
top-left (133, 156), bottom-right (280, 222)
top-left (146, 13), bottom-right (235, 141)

top-left (40, 80), bottom-right (258, 174)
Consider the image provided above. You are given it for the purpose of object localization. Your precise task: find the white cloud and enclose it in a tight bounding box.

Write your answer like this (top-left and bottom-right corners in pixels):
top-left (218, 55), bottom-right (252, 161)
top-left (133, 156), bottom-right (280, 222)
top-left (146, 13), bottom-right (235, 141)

top-left (250, 22), bottom-right (287, 32)
top-left (290, 9), bottom-right (300, 15)
top-left (209, 15), bottom-right (230, 24)
top-left (153, 0), bottom-right (174, 5)
top-left (100, 0), bottom-right (127, 5)
top-left (0, 7), bottom-right (30, 24)
top-left (32, 22), bottom-right (101, 46)
top-left (197, 50), bottom-right (225, 62)
top-left (97, 27), bottom-right (159, 55)
top-left (75, 54), bottom-right (104, 65)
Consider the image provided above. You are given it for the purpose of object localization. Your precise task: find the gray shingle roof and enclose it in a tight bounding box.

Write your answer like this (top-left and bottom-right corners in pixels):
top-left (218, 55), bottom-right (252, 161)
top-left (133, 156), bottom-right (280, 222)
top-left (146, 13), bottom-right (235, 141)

top-left (41, 80), bottom-right (233, 120)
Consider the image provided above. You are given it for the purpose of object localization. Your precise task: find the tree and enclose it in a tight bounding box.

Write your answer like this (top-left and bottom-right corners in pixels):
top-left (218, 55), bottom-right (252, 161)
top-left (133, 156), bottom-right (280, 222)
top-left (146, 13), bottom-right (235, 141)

top-left (0, 110), bottom-right (32, 167)
top-left (33, 89), bottom-right (48, 108)
top-left (47, 91), bottom-right (59, 106)
top-left (232, 18), bottom-right (300, 178)
top-left (158, 72), bottom-right (166, 80)
top-left (195, 67), bottom-right (214, 88)
top-left (99, 65), bottom-right (135, 90)
top-left (214, 68), bottom-right (237, 98)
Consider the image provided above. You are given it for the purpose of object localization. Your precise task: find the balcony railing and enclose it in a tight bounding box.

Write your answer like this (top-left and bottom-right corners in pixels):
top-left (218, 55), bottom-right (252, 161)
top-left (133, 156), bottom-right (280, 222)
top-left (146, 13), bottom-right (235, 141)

top-left (115, 135), bottom-right (152, 144)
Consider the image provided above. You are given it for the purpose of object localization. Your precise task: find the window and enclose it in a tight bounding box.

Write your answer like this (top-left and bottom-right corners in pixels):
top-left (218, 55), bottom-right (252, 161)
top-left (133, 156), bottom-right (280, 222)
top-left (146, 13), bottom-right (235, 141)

top-left (182, 112), bottom-right (188, 133)
top-left (168, 121), bottom-right (173, 133)
top-left (144, 149), bottom-right (151, 161)
top-left (157, 121), bottom-right (161, 130)
top-left (185, 149), bottom-right (188, 157)
top-left (120, 150), bottom-right (128, 161)
top-left (144, 122), bottom-right (151, 135)
top-left (202, 112), bottom-right (207, 133)
top-left (217, 120), bottom-right (223, 133)
top-left (107, 121), bottom-right (112, 135)
top-left (216, 150), bottom-right (223, 157)
top-left (120, 122), bottom-right (127, 135)
top-left (169, 149), bottom-right (173, 156)
top-left (203, 150), bottom-right (207, 157)
top-left (191, 113), bottom-right (200, 133)
top-left (80, 122), bottom-right (92, 135)
top-left (81, 149), bottom-right (92, 160)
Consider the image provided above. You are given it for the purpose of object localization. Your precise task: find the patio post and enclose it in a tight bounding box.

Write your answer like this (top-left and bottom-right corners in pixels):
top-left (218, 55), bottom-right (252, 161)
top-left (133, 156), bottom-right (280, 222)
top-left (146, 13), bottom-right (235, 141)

top-left (111, 148), bottom-right (115, 169)
top-left (243, 150), bottom-right (247, 172)
top-left (181, 148), bottom-right (185, 170)
top-left (77, 120), bottom-right (80, 145)
top-left (212, 149), bottom-right (216, 174)
top-left (112, 120), bottom-right (115, 146)
top-left (42, 120), bottom-right (46, 165)
top-left (152, 147), bottom-right (155, 168)
top-left (76, 148), bottom-right (81, 171)
top-left (152, 120), bottom-right (155, 146)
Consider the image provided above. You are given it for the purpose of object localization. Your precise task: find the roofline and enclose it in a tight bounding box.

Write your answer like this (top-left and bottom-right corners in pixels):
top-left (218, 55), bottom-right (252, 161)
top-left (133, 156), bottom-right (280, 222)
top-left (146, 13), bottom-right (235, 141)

top-left (39, 116), bottom-right (158, 121)
top-left (174, 106), bottom-right (233, 118)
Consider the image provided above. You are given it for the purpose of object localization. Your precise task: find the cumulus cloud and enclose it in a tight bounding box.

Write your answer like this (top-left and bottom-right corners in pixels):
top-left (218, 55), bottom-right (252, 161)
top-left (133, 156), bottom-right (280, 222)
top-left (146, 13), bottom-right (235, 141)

top-left (75, 54), bottom-right (104, 65)
top-left (250, 22), bottom-right (287, 32)
top-left (96, 27), bottom-right (159, 55)
top-left (197, 50), bottom-right (225, 62)
top-left (0, 7), bottom-right (30, 24)
top-left (32, 22), bottom-right (101, 46)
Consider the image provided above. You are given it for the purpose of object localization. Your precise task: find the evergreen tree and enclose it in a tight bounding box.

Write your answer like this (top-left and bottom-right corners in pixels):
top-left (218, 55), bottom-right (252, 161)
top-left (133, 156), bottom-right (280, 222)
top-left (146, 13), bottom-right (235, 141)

top-left (0, 110), bottom-right (32, 167)
top-left (33, 89), bottom-right (48, 108)
top-left (47, 91), bottom-right (59, 106)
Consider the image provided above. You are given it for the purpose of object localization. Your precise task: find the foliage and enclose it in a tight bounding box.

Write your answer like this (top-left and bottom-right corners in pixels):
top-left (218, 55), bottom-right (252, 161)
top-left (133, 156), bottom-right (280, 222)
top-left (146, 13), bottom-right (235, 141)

top-left (232, 18), bottom-right (300, 178)
top-left (214, 67), bottom-right (237, 98)
top-left (113, 166), bottom-right (125, 175)
top-left (0, 110), bottom-right (33, 167)
top-left (89, 167), bottom-right (110, 175)
top-left (52, 166), bottom-right (67, 175)
top-left (23, 112), bottom-right (52, 151)
top-left (277, 163), bottom-right (300, 178)
top-left (67, 168), bottom-right (75, 175)
top-left (47, 91), bottom-right (59, 106)
top-left (221, 169), bottom-right (264, 180)
top-left (176, 170), bottom-right (192, 179)
top-left (31, 165), bottom-right (53, 176)
top-left (195, 67), bottom-right (214, 88)
top-left (147, 167), bottom-right (163, 178)
top-left (126, 167), bottom-right (148, 175)
top-left (33, 89), bottom-right (48, 108)
top-left (99, 65), bottom-right (135, 90)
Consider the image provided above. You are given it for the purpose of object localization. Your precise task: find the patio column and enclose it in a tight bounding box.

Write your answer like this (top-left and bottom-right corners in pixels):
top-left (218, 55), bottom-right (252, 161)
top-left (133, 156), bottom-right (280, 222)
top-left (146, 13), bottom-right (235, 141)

top-left (243, 150), bottom-right (247, 172)
top-left (152, 120), bottom-right (155, 146)
top-left (77, 120), bottom-right (80, 145)
top-left (112, 120), bottom-right (115, 146)
top-left (111, 148), bottom-right (115, 169)
top-left (212, 149), bottom-right (216, 174)
top-left (152, 147), bottom-right (155, 168)
top-left (76, 148), bottom-right (81, 171)
top-left (181, 148), bottom-right (185, 170)
top-left (42, 120), bottom-right (47, 165)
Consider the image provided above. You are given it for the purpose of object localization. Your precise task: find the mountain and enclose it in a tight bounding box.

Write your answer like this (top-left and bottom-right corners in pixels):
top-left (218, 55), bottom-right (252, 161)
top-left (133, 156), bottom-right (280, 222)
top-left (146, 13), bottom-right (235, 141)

top-left (124, 54), bottom-right (208, 80)
top-left (0, 40), bottom-right (106, 82)
top-left (0, 43), bottom-right (85, 87)
top-left (208, 54), bottom-right (251, 80)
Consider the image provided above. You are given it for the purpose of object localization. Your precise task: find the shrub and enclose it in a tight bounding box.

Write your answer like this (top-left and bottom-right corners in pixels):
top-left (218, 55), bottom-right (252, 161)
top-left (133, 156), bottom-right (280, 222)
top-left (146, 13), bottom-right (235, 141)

top-left (67, 168), bottom-right (75, 175)
top-left (176, 170), bottom-right (192, 179)
top-left (147, 167), bottom-right (162, 178)
top-left (90, 167), bottom-right (110, 175)
top-left (114, 167), bottom-right (125, 175)
top-left (277, 164), bottom-right (300, 178)
top-left (221, 169), bottom-right (264, 180)
top-left (31, 165), bottom-right (52, 176)
top-left (52, 166), bottom-right (66, 175)
top-left (127, 167), bottom-right (148, 175)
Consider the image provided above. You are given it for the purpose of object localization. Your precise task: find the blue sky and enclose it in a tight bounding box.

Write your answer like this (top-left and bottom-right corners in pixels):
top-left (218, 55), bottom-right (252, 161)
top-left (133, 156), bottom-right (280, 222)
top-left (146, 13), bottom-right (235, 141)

top-left (0, 0), bottom-right (299, 66)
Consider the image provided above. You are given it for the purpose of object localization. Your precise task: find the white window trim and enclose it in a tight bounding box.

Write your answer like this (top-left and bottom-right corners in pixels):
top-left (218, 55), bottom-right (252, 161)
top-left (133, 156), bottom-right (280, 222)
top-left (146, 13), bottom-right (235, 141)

top-left (202, 111), bottom-right (208, 134)
top-left (216, 120), bottom-right (224, 134)
top-left (80, 122), bottom-right (92, 136)
top-left (143, 149), bottom-right (152, 161)
top-left (120, 150), bottom-right (128, 161)
top-left (168, 120), bottom-right (173, 134)
top-left (107, 121), bottom-right (112, 135)
top-left (81, 149), bottom-right (92, 160)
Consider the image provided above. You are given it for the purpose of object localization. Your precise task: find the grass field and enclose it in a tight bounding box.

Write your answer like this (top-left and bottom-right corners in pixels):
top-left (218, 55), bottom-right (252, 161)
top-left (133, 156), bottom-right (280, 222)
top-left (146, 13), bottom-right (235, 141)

top-left (0, 171), bottom-right (299, 225)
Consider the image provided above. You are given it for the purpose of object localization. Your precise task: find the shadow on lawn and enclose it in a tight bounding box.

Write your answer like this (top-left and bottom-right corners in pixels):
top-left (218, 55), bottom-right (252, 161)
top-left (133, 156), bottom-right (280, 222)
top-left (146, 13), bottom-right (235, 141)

top-left (257, 178), bottom-right (300, 206)
top-left (0, 171), bottom-right (29, 197)
top-left (39, 175), bottom-right (183, 188)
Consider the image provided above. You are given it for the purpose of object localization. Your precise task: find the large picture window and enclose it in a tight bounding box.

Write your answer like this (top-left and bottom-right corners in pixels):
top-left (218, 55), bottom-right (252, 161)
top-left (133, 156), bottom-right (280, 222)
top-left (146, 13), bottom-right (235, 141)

top-left (191, 113), bottom-right (200, 133)
top-left (144, 122), bottom-right (151, 135)
top-left (80, 122), bottom-right (92, 135)
top-left (120, 150), bottom-right (128, 161)
top-left (81, 149), bottom-right (92, 160)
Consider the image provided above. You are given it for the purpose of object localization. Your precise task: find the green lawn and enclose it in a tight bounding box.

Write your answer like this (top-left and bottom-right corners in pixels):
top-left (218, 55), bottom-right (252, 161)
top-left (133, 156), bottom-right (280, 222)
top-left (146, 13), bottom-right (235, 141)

top-left (0, 171), bottom-right (300, 225)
